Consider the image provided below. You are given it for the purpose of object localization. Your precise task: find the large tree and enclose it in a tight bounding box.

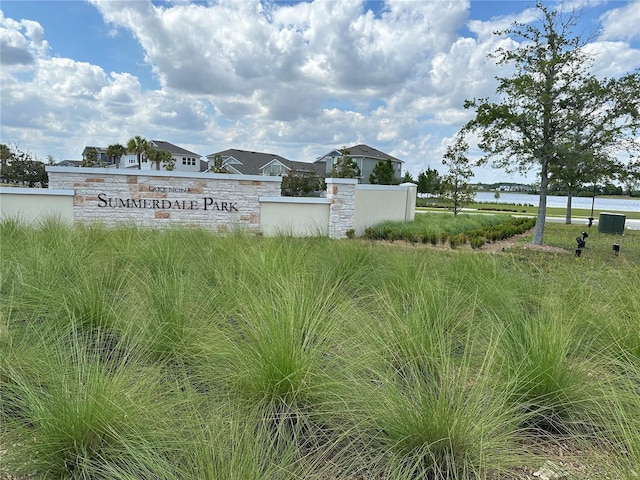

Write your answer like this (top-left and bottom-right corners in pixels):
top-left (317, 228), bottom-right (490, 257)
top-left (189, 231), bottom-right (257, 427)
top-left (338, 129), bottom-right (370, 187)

top-left (620, 158), bottom-right (640, 196)
top-left (208, 154), bottom-right (229, 173)
top-left (126, 136), bottom-right (149, 170)
top-left (551, 74), bottom-right (639, 223)
top-left (463, 3), bottom-right (639, 245)
top-left (401, 171), bottom-right (415, 183)
top-left (0, 143), bottom-right (11, 182)
top-left (0, 145), bottom-right (48, 187)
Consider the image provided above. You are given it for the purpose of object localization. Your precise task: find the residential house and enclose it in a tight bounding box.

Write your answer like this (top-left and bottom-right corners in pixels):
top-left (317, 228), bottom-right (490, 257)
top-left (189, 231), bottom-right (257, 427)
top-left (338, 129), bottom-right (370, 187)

top-left (82, 141), bottom-right (205, 171)
top-left (120, 140), bottom-right (205, 171)
top-left (147, 140), bottom-right (206, 172)
top-left (81, 146), bottom-right (114, 167)
top-left (56, 160), bottom-right (83, 167)
top-left (314, 144), bottom-right (403, 184)
top-left (205, 149), bottom-right (324, 177)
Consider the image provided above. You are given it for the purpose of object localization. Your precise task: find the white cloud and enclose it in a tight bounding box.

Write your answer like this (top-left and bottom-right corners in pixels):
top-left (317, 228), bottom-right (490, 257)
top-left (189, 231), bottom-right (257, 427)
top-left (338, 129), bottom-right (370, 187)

top-left (599, 0), bottom-right (640, 42)
top-left (0, 12), bottom-right (49, 67)
top-left (1, 0), bottom-right (638, 183)
top-left (584, 40), bottom-right (640, 77)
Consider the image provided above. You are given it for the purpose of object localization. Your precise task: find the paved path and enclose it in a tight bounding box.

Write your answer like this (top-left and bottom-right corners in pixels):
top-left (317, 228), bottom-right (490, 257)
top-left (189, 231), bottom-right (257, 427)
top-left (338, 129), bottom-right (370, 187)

top-left (417, 209), bottom-right (640, 230)
top-left (543, 216), bottom-right (639, 230)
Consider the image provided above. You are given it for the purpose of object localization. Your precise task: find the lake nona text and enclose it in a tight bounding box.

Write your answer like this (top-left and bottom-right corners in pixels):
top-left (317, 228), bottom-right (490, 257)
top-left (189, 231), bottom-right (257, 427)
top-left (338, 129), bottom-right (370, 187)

top-left (97, 193), bottom-right (239, 212)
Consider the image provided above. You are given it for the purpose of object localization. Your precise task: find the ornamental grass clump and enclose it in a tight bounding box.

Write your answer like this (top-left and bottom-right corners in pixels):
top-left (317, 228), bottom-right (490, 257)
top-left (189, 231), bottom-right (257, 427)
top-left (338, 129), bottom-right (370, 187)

top-left (495, 307), bottom-right (599, 435)
top-left (158, 404), bottom-right (307, 480)
top-left (209, 240), bottom-right (358, 455)
top-left (1, 326), bottom-right (182, 479)
top-left (223, 281), bottom-right (339, 411)
top-left (604, 372), bottom-right (640, 479)
top-left (136, 269), bottom-right (200, 364)
top-left (356, 270), bottom-right (523, 479)
top-left (371, 361), bottom-right (523, 480)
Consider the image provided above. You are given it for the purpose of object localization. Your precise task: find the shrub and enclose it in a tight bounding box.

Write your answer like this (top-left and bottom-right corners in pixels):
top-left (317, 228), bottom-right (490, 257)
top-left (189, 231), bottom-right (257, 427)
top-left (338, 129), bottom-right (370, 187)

top-left (470, 236), bottom-right (486, 249)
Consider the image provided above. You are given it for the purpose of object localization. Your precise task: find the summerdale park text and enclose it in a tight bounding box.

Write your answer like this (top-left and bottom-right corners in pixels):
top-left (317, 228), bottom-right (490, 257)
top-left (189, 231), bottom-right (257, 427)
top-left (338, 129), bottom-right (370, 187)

top-left (97, 193), bottom-right (239, 212)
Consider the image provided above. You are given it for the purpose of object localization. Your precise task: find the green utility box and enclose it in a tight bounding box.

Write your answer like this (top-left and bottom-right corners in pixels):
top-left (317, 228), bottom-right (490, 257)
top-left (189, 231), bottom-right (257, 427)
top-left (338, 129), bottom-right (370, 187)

top-left (598, 213), bottom-right (626, 234)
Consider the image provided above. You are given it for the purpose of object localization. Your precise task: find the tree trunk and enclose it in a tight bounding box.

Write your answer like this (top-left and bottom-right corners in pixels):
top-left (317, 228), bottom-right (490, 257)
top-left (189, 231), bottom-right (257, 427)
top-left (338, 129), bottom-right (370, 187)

top-left (565, 187), bottom-right (573, 224)
top-left (532, 169), bottom-right (549, 245)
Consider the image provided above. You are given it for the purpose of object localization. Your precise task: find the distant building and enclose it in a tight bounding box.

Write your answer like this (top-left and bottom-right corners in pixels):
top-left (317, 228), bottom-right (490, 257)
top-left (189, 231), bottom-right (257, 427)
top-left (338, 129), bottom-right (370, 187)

top-left (496, 183), bottom-right (533, 193)
top-left (205, 149), bottom-right (323, 177)
top-left (81, 146), bottom-right (113, 167)
top-left (314, 144), bottom-right (403, 184)
top-left (56, 160), bottom-right (83, 167)
top-left (81, 141), bottom-right (205, 172)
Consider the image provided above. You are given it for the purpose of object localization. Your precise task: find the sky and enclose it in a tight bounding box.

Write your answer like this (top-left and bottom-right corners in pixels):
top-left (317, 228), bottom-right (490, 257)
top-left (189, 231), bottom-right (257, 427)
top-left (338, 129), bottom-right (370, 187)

top-left (1, 0), bottom-right (639, 184)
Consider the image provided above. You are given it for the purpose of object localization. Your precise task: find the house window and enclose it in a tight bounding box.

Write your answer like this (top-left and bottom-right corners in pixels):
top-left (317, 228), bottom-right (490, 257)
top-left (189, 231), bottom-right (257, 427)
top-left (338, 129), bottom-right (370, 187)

top-left (263, 164), bottom-right (287, 176)
top-left (182, 157), bottom-right (187, 165)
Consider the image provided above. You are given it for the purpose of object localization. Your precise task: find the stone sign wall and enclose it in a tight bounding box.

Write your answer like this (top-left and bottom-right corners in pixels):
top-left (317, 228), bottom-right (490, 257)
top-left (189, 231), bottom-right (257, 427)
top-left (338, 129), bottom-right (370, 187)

top-left (47, 167), bottom-right (281, 232)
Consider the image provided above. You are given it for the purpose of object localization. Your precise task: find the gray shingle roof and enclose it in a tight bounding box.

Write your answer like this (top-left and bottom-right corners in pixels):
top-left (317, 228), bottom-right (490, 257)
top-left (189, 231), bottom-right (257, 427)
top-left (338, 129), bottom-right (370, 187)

top-left (316, 144), bottom-right (402, 163)
top-left (208, 149), bottom-right (323, 176)
top-left (345, 144), bottom-right (403, 163)
top-left (150, 140), bottom-right (200, 157)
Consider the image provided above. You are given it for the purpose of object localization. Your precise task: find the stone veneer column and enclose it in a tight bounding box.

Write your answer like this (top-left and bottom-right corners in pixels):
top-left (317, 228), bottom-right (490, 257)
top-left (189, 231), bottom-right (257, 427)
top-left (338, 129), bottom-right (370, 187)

top-left (325, 178), bottom-right (357, 239)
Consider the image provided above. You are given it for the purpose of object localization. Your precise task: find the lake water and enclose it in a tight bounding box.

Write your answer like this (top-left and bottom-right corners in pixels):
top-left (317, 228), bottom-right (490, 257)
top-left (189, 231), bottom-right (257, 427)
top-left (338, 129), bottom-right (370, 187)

top-left (474, 191), bottom-right (640, 213)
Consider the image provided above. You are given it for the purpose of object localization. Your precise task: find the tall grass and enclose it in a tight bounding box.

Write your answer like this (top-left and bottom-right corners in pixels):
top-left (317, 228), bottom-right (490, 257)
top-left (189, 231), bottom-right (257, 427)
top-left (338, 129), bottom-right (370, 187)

top-left (359, 272), bottom-right (523, 478)
top-left (2, 217), bottom-right (639, 479)
top-left (2, 323), bottom-right (182, 479)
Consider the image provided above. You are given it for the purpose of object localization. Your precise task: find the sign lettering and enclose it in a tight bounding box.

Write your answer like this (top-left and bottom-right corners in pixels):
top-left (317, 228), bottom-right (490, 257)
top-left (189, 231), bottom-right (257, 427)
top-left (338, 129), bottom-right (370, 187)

top-left (96, 193), bottom-right (238, 212)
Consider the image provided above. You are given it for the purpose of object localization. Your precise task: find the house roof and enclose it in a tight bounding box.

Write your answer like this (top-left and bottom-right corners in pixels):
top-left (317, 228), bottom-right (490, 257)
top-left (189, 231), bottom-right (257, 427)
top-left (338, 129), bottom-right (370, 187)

top-left (82, 146), bottom-right (107, 155)
top-left (150, 140), bottom-right (200, 157)
top-left (207, 149), bottom-right (323, 176)
top-left (57, 160), bottom-right (82, 167)
top-left (316, 144), bottom-right (403, 163)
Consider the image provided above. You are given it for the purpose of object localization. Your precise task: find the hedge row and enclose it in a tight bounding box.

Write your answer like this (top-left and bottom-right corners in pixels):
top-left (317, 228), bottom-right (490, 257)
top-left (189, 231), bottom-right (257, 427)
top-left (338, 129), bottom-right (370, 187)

top-left (363, 216), bottom-right (536, 249)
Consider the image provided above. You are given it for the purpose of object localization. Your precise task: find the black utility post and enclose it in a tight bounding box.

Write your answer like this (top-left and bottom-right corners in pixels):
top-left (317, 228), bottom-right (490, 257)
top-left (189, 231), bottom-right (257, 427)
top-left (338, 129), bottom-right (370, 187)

top-left (588, 183), bottom-right (596, 228)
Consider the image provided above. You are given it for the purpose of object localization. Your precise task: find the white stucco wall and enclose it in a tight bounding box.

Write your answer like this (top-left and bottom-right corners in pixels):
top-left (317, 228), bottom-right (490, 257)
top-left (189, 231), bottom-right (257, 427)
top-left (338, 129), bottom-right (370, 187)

top-left (0, 187), bottom-right (74, 224)
top-left (260, 197), bottom-right (330, 236)
top-left (5, 170), bottom-right (416, 238)
top-left (354, 183), bottom-right (417, 235)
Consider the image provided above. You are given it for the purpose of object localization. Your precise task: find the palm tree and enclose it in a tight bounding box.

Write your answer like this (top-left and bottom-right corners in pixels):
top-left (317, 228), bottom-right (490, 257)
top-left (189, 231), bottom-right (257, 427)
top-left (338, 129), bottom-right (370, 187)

top-left (147, 148), bottom-right (172, 171)
top-left (106, 143), bottom-right (127, 169)
top-left (126, 136), bottom-right (149, 170)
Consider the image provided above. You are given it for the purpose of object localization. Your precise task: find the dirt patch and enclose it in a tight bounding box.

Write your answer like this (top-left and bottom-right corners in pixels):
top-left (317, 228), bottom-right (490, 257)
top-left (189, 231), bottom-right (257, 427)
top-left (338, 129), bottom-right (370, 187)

top-left (485, 231), bottom-right (568, 254)
top-left (365, 230), bottom-right (570, 255)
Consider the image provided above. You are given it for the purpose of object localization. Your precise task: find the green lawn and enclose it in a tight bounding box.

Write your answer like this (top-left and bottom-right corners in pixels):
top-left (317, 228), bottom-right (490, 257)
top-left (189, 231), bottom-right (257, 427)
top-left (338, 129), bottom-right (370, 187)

top-left (2, 218), bottom-right (639, 479)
